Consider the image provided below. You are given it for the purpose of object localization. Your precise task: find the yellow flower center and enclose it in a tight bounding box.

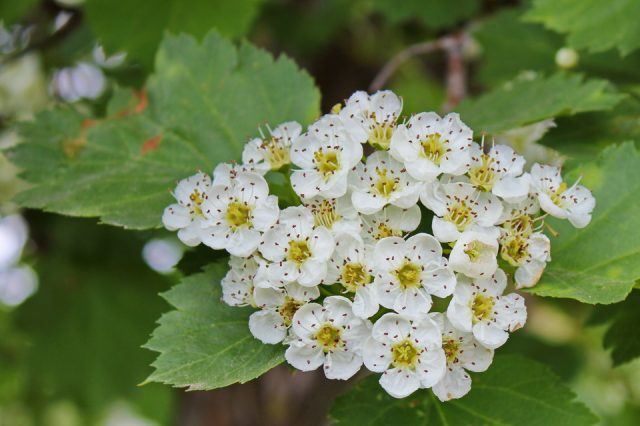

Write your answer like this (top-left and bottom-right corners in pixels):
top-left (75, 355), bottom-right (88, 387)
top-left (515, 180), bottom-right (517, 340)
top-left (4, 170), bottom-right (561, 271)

top-left (374, 168), bottom-right (398, 197)
top-left (312, 199), bottom-right (341, 229)
top-left (469, 154), bottom-right (497, 191)
top-left (445, 201), bottom-right (474, 231)
top-left (500, 235), bottom-right (529, 267)
top-left (391, 340), bottom-right (420, 369)
top-left (189, 190), bottom-right (205, 216)
top-left (287, 240), bottom-right (312, 265)
top-left (549, 182), bottom-right (568, 206)
top-left (340, 263), bottom-right (371, 292)
top-left (471, 294), bottom-right (495, 323)
top-left (263, 138), bottom-right (291, 170)
top-left (394, 261), bottom-right (422, 289)
top-left (503, 214), bottom-right (534, 238)
top-left (464, 240), bottom-right (491, 262)
top-left (314, 149), bottom-right (340, 180)
top-left (315, 323), bottom-right (343, 352)
top-left (277, 297), bottom-right (303, 327)
top-left (225, 202), bottom-right (252, 229)
top-left (443, 338), bottom-right (460, 364)
top-left (368, 122), bottom-right (394, 149)
top-left (420, 133), bottom-right (445, 164)
top-left (374, 222), bottom-right (402, 240)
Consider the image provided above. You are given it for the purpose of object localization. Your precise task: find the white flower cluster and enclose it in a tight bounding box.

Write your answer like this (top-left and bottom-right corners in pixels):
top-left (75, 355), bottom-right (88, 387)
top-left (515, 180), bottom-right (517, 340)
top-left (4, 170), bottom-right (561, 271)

top-left (162, 91), bottom-right (595, 401)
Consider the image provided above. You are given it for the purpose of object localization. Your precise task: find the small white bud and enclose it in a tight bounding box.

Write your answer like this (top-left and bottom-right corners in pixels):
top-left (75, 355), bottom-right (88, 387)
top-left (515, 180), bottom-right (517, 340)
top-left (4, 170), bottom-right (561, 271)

top-left (555, 47), bottom-right (579, 69)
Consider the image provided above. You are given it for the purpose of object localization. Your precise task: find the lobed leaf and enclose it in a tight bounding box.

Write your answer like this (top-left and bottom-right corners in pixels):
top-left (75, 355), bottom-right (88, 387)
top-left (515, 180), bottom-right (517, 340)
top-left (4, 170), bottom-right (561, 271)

top-left (457, 73), bottom-right (625, 134)
top-left (525, 0), bottom-right (640, 56)
top-left (330, 355), bottom-right (597, 425)
top-left (9, 31), bottom-right (320, 229)
top-left (143, 263), bottom-right (284, 390)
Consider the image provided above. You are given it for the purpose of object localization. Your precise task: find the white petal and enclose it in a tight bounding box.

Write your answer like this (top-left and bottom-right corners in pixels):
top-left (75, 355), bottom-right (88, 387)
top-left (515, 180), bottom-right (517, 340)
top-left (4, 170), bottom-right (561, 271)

top-left (285, 343), bottom-right (324, 371)
top-left (373, 237), bottom-right (405, 271)
top-left (458, 340), bottom-right (494, 372)
top-left (363, 337), bottom-right (392, 372)
top-left (253, 286), bottom-right (285, 308)
top-left (162, 204), bottom-right (191, 230)
top-left (226, 228), bottom-right (261, 257)
top-left (298, 259), bottom-right (327, 286)
top-left (473, 322), bottom-right (509, 349)
top-left (417, 348), bottom-right (447, 388)
top-left (394, 287), bottom-right (432, 318)
top-left (291, 170), bottom-right (323, 199)
top-left (447, 301), bottom-right (473, 332)
top-left (252, 195), bottom-right (279, 230)
top-left (324, 296), bottom-right (355, 327)
top-left (493, 175), bottom-right (530, 204)
top-left (380, 367), bottom-right (420, 398)
top-left (422, 267), bottom-right (456, 298)
top-left (309, 227), bottom-right (335, 262)
top-left (249, 310), bottom-right (286, 344)
top-left (515, 261), bottom-right (546, 289)
top-left (323, 349), bottom-right (362, 380)
top-left (372, 313), bottom-right (411, 344)
top-left (353, 285), bottom-right (379, 319)
top-left (351, 190), bottom-right (388, 215)
top-left (432, 216), bottom-right (461, 243)
top-left (291, 302), bottom-right (325, 340)
top-left (432, 366), bottom-right (472, 401)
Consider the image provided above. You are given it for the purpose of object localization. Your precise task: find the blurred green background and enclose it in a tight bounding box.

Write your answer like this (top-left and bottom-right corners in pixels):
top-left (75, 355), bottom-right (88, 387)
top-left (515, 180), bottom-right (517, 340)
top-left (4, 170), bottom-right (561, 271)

top-left (1, 0), bottom-right (639, 425)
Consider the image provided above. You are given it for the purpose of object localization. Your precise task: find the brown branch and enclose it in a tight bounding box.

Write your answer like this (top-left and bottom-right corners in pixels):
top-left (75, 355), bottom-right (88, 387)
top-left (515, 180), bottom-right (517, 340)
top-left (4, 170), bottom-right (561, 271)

top-left (368, 32), bottom-right (468, 110)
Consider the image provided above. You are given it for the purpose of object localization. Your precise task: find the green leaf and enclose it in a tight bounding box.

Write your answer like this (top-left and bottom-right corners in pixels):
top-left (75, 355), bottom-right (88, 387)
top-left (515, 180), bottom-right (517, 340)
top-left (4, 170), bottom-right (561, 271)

top-left (144, 263), bottom-right (284, 390)
top-left (540, 98), bottom-right (640, 163)
top-left (368, 0), bottom-right (479, 30)
top-left (85, 0), bottom-right (263, 68)
top-left (525, 0), bottom-right (640, 56)
top-left (456, 73), bottom-right (625, 134)
top-left (527, 143), bottom-right (640, 304)
top-left (16, 216), bottom-right (175, 422)
top-left (592, 291), bottom-right (640, 366)
top-left (0, 0), bottom-right (39, 25)
top-left (9, 31), bottom-right (320, 229)
top-left (330, 355), bottom-right (597, 425)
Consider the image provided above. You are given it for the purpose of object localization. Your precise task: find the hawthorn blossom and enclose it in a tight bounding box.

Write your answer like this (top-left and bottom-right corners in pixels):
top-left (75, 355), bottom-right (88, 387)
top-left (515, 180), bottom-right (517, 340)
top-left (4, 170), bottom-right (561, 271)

top-left (290, 114), bottom-right (363, 199)
top-left (447, 269), bottom-right (527, 349)
top-left (339, 90), bottom-right (402, 149)
top-left (199, 171), bottom-right (279, 257)
top-left (221, 256), bottom-right (260, 307)
top-left (373, 234), bottom-right (455, 317)
top-left (350, 151), bottom-right (422, 215)
top-left (162, 172), bottom-right (212, 246)
top-left (242, 121), bottom-right (301, 174)
top-left (363, 313), bottom-right (446, 398)
top-left (467, 143), bottom-right (530, 203)
top-left (249, 282), bottom-right (319, 344)
top-left (500, 231), bottom-right (551, 289)
top-left (431, 313), bottom-right (493, 401)
top-left (285, 296), bottom-right (371, 380)
top-left (260, 206), bottom-right (334, 286)
top-left (389, 112), bottom-right (473, 182)
top-left (325, 233), bottom-right (378, 318)
top-left (421, 180), bottom-right (503, 243)
top-left (448, 227), bottom-right (500, 279)
top-left (530, 163), bottom-right (595, 228)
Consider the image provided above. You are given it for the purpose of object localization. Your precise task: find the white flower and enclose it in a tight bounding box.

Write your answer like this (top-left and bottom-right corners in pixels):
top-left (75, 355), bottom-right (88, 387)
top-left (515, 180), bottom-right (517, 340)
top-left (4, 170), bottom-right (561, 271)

top-left (325, 233), bottom-right (379, 318)
top-left (431, 312), bottom-right (493, 401)
top-left (285, 296), bottom-right (371, 380)
top-left (389, 112), bottom-right (472, 181)
top-left (500, 231), bottom-right (551, 289)
top-left (363, 313), bottom-right (446, 398)
top-left (199, 172), bottom-right (279, 257)
top-left (242, 121), bottom-right (301, 174)
top-left (350, 151), bottom-right (422, 214)
top-left (162, 172), bottom-right (212, 247)
top-left (530, 163), bottom-right (595, 228)
top-left (290, 114), bottom-right (363, 199)
top-left (249, 282), bottom-right (320, 344)
top-left (447, 269), bottom-right (527, 349)
top-left (339, 90), bottom-right (402, 149)
top-left (260, 206), bottom-right (335, 286)
top-left (373, 234), bottom-right (456, 317)
top-left (360, 205), bottom-right (421, 244)
top-left (467, 143), bottom-right (530, 203)
top-left (449, 226), bottom-right (500, 279)
top-left (221, 255), bottom-right (260, 307)
top-left (303, 195), bottom-right (361, 237)
top-left (421, 180), bottom-right (503, 243)
top-left (497, 193), bottom-right (541, 235)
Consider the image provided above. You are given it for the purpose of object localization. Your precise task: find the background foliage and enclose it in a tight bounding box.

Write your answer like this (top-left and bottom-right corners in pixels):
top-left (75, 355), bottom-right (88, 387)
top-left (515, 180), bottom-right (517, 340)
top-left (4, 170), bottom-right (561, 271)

top-left (1, 0), bottom-right (639, 425)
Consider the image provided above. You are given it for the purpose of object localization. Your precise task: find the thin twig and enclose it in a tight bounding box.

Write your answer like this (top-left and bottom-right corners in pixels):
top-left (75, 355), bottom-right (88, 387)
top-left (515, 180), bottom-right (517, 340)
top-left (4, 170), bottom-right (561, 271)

top-left (368, 32), bottom-right (468, 109)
